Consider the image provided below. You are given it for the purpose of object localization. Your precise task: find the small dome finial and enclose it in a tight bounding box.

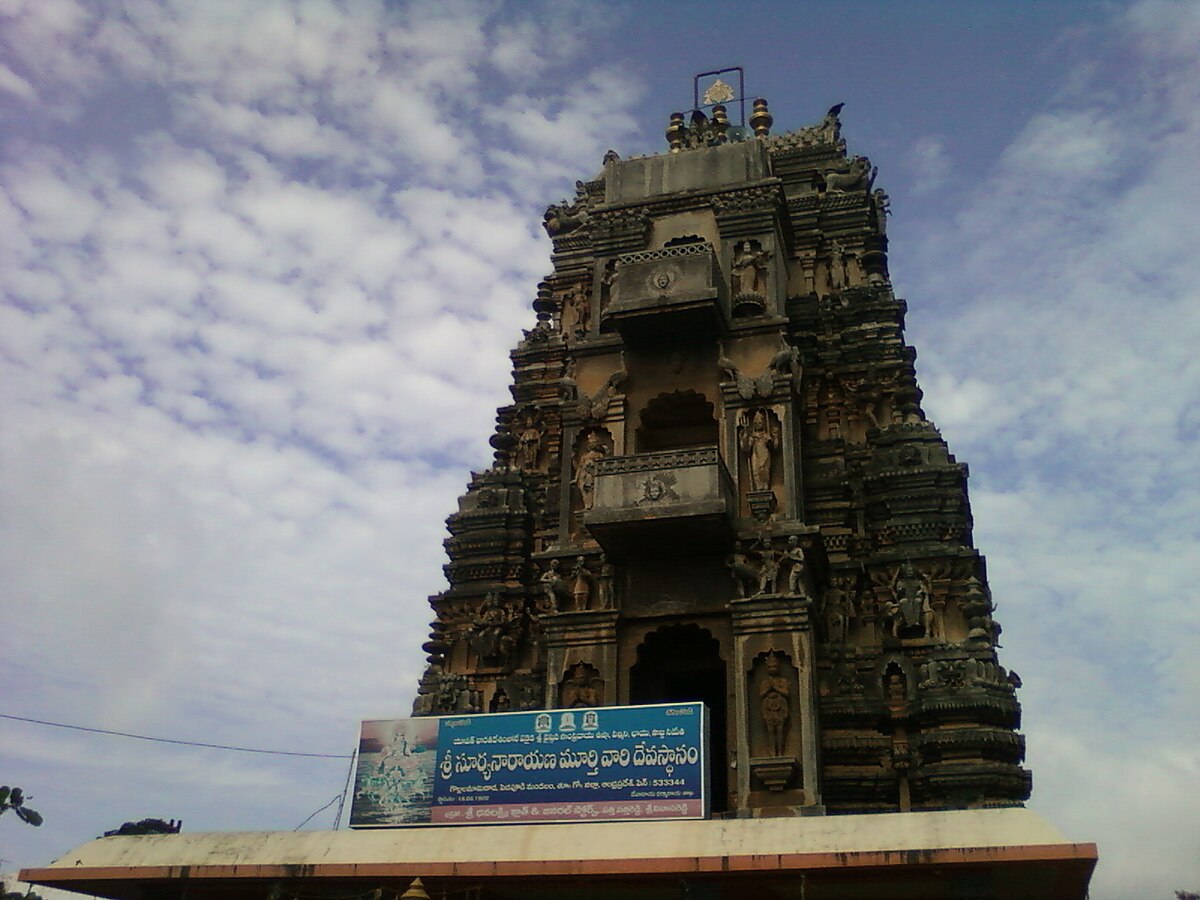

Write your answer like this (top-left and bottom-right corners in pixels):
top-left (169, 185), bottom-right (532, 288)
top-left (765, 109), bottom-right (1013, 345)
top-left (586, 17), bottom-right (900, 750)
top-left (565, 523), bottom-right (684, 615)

top-left (750, 98), bottom-right (773, 138)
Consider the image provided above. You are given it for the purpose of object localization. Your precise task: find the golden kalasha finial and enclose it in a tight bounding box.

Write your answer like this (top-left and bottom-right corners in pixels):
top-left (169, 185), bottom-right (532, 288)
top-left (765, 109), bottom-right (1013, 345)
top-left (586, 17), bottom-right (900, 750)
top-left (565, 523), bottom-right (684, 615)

top-left (665, 111), bottom-right (686, 152)
top-left (711, 104), bottom-right (729, 142)
top-left (748, 97), bottom-right (777, 138)
top-left (749, 97), bottom-right (773, 137)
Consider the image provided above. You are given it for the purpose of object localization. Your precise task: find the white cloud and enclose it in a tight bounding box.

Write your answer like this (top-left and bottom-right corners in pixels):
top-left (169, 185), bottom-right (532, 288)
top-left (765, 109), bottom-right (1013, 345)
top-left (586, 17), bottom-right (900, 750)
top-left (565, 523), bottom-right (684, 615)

top-left (0, 61), bottom-right (36, 99)
top-left (905, 134), bottom-right (951, 194)
top-left (900, 3), bottom-right (1200, 895)
top-left (0, 0), bottom-right (638, 873)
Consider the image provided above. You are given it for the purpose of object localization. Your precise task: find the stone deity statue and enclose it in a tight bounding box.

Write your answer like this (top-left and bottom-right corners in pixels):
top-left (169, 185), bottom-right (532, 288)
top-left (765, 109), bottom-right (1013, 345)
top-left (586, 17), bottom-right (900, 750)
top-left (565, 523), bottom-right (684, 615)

top-left (516, 416), bottom-right (541, 470)
top-left (891, 560), bottom-right (932, 632)
top-left (759, 654), bottom-right (791, 757)
top-left (740, 408), bottom-right (776, 492)
top-left (574, 431), bottom-right (608, 511)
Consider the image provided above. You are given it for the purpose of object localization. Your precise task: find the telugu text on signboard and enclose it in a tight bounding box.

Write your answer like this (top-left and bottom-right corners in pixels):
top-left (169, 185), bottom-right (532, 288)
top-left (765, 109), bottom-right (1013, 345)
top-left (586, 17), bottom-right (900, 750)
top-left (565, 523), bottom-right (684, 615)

top-left (350, 702), bottom-right (708, 827)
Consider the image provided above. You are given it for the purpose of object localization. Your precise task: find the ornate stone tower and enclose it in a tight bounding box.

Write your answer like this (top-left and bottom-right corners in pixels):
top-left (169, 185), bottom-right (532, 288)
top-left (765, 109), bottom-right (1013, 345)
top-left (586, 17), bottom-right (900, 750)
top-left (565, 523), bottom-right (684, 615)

top-left (411, 91), bottom-right (1031, 818)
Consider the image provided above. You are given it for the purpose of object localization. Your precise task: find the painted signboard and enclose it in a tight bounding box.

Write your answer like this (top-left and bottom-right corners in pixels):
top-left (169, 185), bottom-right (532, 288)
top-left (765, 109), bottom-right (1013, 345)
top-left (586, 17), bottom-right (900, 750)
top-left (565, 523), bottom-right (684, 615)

top-left (350, 702), bottom-right (708, 827)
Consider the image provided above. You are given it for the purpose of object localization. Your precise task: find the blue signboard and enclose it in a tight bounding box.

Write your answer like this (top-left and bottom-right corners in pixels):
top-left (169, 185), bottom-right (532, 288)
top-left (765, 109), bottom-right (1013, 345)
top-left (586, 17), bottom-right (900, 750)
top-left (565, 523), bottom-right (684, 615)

top-left (350, 703), bottom-right (708, 827)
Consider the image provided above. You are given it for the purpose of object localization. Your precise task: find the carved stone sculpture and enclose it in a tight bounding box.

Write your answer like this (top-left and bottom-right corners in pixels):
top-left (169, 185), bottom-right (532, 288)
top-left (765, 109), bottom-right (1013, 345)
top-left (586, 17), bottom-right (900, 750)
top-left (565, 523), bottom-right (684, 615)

top-left (570, 556), bottom-right (592, 611)
top-left (560, 289), bottom-right (590, 339)
top-left (560, 662), bottom-right (602, 708)
top-left (574, 430), bottom-right (609, 511)
top-left (455, 680), bottom-right (483, 713)
top-left (891, 561), bottom-right (932, 633)
top-left (759, 653), bottom-right (791, 756)
top-left (822, 155), bottom-right (875, 193)
top-left (599, 259), bottom-right (618, 316)
top-left (828, 240), bottom-right (847, 291)
top-left (740, 408), bottom-right (777, 492)
top-left (824, 583), bottom-right (850, 643)
top-left (596, 558), bottom-right (615, 610)
top-left (543, 200), bottom-right (587, 237)
top-left (782, 535), bottom-right (808, 597)
top-left (515, 414), bottom-right (542, 471)
top-left (539, 560), bottom-right (572, 612)
top-left (727, 542), bottom-right (759, 599)
top-left (732, 239), bottom-right (770, 299)
top-left (756, 543), bottom-right (781, 596)
top-left (468, 592), bottom-right (521, 665)
top-left (582, 370), bottom-right (627, 421)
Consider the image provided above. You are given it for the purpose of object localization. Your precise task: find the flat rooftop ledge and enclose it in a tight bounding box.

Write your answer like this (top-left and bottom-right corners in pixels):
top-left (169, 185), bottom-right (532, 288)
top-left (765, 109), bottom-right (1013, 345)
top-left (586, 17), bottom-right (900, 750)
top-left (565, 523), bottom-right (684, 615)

top-left (25, 809), bottom-right (1097, 899)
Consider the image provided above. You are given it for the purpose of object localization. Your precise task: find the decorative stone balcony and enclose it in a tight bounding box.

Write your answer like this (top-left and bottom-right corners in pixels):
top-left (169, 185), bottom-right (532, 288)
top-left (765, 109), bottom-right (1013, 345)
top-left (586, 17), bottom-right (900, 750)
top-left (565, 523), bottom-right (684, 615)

top-left (582, 446), bottom-right (735, 556)
top-left (603, 242), bottom-right (727, 343)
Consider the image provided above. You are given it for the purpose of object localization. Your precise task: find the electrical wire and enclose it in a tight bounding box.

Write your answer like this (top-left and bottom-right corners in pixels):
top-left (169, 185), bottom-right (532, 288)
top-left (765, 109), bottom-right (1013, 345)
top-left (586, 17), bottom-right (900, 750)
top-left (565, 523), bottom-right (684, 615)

top-left (332, 748), bottom-right (358, 830)
top-left (293, 793), bottom-right (343, 831)
top-left (0, 713), bottom-right (353, 759)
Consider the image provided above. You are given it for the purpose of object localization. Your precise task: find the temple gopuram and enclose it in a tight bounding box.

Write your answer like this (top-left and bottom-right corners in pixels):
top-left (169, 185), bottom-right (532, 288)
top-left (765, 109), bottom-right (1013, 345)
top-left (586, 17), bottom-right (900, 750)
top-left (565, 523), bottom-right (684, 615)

top-left (24, 80), bottom-right (1097, 899)
top-left (412, 93), bottom-right (1027, 819)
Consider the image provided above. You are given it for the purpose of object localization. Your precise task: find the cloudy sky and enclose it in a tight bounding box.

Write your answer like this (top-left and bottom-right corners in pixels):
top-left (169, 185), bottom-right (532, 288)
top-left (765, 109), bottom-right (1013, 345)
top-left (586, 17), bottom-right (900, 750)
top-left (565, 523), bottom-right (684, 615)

top-left (1, 1), bottom-right (1197, 897)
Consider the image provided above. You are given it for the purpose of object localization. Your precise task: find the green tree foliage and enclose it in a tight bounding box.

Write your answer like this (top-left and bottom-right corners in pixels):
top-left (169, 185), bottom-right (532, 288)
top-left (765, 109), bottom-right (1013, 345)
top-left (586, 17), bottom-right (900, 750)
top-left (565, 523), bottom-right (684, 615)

top-left (0, 786), bottom-right (42, 827)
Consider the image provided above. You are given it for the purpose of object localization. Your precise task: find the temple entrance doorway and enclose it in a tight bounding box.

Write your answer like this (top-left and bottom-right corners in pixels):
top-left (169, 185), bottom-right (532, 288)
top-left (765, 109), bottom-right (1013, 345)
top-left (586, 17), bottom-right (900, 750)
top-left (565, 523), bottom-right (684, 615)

top-left (629, 624), bottom-right (728, 813)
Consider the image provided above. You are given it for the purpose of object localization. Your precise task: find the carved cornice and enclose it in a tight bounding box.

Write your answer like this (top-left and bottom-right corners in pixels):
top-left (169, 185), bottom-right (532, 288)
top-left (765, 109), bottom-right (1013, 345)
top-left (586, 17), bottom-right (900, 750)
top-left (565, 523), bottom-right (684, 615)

top-left (589, 206), bottom-right (651, 234)
top-left (711, 184), bottom-right (786, 215)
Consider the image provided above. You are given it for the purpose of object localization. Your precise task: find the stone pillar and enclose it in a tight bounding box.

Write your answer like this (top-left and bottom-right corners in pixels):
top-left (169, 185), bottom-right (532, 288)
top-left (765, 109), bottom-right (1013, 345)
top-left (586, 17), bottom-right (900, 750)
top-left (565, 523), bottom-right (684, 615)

top-left (543, 610), bottom-right (620, 708)
top-left (730, 589), bottom-right (823, 816)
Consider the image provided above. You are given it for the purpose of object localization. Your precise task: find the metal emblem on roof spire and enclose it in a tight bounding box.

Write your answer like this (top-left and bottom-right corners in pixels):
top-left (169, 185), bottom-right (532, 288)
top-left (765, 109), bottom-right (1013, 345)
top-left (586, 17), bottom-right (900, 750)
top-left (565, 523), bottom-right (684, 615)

top-left (703, 78), bottom-right (735, 105)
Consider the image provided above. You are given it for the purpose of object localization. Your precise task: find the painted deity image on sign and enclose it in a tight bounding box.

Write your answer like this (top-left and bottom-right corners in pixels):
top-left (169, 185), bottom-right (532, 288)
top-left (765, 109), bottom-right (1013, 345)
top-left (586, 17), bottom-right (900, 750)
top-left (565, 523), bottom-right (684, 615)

top-left (349, 717), bottom-right (439, 826)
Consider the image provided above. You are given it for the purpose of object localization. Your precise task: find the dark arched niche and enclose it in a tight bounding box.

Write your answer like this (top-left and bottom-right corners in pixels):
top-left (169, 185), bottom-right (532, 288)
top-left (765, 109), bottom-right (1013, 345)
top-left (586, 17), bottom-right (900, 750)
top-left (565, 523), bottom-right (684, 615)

top-left (635, 389), bottom-right (718, 453)
top-left (629, 624), bottom-right (728, 811)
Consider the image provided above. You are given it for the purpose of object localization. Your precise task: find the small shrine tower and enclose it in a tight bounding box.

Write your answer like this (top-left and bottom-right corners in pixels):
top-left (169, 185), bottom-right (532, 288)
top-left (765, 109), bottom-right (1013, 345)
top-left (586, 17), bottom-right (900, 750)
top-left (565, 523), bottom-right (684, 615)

top-left (411, 75), bottom-right (1031, 819)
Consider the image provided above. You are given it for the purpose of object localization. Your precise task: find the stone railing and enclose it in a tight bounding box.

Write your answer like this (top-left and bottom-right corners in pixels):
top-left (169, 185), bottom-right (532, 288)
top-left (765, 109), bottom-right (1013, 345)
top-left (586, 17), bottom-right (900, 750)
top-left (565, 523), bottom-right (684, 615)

top-left (584, 446), bottom-right (736, 551)
top-left (595, 446), bottom-right (720, 476)
top-left (616, 242), bottom-right (713, 267)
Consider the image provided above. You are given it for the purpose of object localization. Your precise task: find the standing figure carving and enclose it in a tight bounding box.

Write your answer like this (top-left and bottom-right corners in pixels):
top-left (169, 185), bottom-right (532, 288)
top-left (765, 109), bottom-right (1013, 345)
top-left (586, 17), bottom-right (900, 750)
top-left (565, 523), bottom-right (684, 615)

top-left (891, 561), bottom-right (932, 633)
top-left (828, 240), bottom-right (847, 291)
top-left (759, 653), bottom-right (791, 757)
top-left (740, 408), bottom-right (777, 492)
top-left (782, 535), bottom-right (808, 597)
top-left (596, 557), bottom-right (615, 610)
top-left (539, 559), bottom-right (571, 612)
top-left (574, 430), bottom-right (609, 511)
top-left (560, 289), bottom-right (590, 339)
top-left (756, 542), bottom-right (781, 596)
top-left (515, 413), bottom-right (542, 471)
top-left (570, 556), bottom-right (592, 611)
